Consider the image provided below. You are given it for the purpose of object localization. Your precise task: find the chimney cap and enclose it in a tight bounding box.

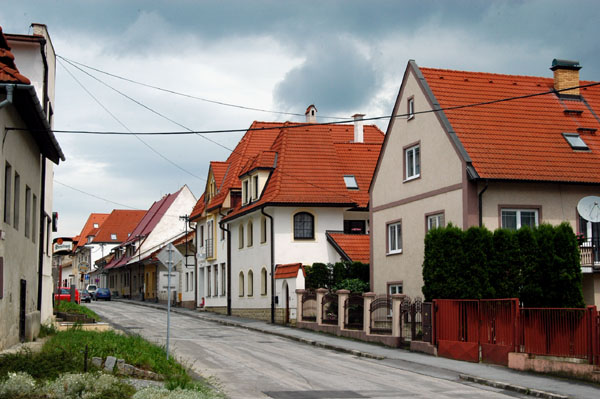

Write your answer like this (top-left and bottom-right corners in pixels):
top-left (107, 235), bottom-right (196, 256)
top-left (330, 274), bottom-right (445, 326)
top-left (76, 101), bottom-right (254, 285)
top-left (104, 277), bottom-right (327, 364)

top-left (305, 104), bottom-right (318, 115)
top-left (551, 59), bottom-right (581, 71)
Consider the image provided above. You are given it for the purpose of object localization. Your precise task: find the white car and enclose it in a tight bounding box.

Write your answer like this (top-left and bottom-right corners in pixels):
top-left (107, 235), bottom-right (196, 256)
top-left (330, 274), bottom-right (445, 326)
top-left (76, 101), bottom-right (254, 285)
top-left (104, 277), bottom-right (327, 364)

top-left (86, 284), bottom-right (98, 300)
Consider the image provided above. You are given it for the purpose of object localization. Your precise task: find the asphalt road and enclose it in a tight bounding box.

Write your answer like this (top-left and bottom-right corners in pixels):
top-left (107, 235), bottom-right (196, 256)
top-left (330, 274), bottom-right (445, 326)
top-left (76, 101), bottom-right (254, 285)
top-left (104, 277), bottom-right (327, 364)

top-left (87, 301), bottom-right (527, 399)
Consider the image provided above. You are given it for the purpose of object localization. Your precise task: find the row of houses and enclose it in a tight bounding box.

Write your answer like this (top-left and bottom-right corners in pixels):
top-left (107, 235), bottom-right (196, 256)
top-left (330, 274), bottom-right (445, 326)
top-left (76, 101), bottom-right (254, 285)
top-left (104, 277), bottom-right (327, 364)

top-left (58, 58), bottom-right (600, 323)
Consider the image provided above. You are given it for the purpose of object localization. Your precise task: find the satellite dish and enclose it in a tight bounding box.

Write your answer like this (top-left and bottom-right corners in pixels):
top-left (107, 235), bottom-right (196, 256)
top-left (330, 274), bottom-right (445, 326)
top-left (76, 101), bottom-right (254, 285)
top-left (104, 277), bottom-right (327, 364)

top-left (577, 196), bottom-right (600, 223)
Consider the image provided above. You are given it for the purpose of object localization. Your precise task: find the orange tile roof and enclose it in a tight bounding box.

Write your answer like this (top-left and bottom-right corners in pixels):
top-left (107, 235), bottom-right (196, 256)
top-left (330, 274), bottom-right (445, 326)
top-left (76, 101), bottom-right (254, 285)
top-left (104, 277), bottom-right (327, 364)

top-left (93, 209), bottom-right (146, 243)
top-left (418, 64), bottom-right (600, 183)
top-left (0, 27), bottom-right (31, 84)
top-left (275, 263), bottom-right (306, 279)
top-left (74, 213), bottom-right (109, 249)
top-left (224, 123), bottom-right (384, 221)
top-left (326, 232), bottom-right (370, 264)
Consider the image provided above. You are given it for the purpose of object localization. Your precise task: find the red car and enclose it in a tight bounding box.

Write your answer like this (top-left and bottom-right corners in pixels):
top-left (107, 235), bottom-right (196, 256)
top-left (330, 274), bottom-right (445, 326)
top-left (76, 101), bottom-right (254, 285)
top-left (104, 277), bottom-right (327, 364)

top-left (54, 287), bottom-right (80, 304)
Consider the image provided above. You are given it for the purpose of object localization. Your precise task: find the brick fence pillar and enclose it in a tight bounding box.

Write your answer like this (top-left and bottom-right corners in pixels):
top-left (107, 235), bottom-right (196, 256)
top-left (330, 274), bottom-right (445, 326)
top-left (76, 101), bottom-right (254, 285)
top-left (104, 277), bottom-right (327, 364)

top-left (363, 292), bottom-right (376, 335)
top-left (316, 288), bottom-right (328, 325)
top-left (392, 294), bottom-right (406, 338)
top-left (295, 289), bottom-right (305, 323)
top-left (336, 289), bottom-right (350, 330)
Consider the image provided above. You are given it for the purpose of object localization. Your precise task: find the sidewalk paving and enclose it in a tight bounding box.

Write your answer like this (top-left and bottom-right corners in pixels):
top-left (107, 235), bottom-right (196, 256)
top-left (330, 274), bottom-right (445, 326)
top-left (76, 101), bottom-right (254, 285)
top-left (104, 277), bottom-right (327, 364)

top-left (115, 298), bottom-right (600, 399)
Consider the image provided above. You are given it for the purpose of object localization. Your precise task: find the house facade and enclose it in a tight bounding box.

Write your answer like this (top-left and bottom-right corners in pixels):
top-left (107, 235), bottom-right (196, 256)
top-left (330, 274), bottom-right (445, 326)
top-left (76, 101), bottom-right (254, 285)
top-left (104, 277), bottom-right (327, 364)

top-left (191, 107), bottom-right (383, 323)
top-left (70, 213), bottom-right (109, 290)
top-left (0, 25), bottom-right (64, 350)
top-left (371, 59), bottom-right (600, 306)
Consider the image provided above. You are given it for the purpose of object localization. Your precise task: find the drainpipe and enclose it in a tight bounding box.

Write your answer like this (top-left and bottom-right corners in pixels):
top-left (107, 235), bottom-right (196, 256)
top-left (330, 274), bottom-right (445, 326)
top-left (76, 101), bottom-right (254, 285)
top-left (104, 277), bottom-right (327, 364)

top-left (261, 207), bottom-right (275, 324)
top-left (219, 214), bottom-right (231, 316)
top-left (0, 85), bottom-right (15, 109)
top-left (36, 156), bottom-right (46, 311)
top-left (187, 217), bottom-right (197, 309)
top-left (478, 180), bottom-right (489, 227)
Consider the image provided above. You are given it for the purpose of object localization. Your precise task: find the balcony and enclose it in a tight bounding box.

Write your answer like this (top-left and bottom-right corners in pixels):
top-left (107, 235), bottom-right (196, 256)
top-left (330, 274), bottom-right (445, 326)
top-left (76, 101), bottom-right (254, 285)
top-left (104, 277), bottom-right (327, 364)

top-left (579, 238), bottom-right (600, 270)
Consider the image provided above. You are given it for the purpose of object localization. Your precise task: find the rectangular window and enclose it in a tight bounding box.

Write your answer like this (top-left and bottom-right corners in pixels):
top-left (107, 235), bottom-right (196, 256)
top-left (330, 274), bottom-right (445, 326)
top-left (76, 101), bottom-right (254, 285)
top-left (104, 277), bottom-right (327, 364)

top-left (13, 172), bottom-right (20, 230)
top-left (185, 272), bottom-right (189, 292)
top-left (253, 175), bottom-right (259, 199)
top-left (247, 222), bottom-right (253, 247)
top-left (214, 265), bottom-right (218, 296)
top-left (3, 162), bottom-right (11, 224)
top-left (408, 97), bottom-right (415, 120)
top-left (405, 145), bottom-right (420, 180)
top-left (207, 267), bottom-right (211, 297)
top-left (426, 213), bottom-right (445, 232)
top-left (25, 186), bottom-right (31, 238)
top-left (389, 284), bottom-right (403, 295)
top-left (344, 220), bottom-right (366, 234)
top-left (239, 225), bottom-right (244, 249)
top-left (501, 208), bottom-right (539, 230)
top-left (261, 217), bottom-right (267, 243)
top-left (243, 180), bottom-right (249, 204)
top-left (221, 263), bottom-right (226, 296)
top-left (32, 195), bottom-right (37, 243)
top-left (387, 221), bottom-right (402, 254)
top-left (199, 225), bottom-right (204, 246)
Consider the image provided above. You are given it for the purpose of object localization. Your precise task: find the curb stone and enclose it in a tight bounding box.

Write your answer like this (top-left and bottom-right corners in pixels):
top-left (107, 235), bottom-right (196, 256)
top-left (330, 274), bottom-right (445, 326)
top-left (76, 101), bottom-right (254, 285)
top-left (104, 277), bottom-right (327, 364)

top-left (459, 374), bottom-right (569, 399)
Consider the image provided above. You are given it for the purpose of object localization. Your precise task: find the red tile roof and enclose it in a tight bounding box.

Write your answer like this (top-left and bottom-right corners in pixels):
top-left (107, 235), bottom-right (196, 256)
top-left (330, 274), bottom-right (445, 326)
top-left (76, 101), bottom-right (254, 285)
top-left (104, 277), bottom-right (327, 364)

top-left (74, 213), bottom-right (109, 249)
top-left (326, 232), bottom-right (370, 264)
top-left (223, 123), bottom-right (384, 221)
top-left (0, 27), bottom-right (31, 84)
top-left (418, 64), bottom-right (600, 183)
top-left (275, 263), bottom-right (305, 279)
top-left (93, 209), bottom-right (146, 243)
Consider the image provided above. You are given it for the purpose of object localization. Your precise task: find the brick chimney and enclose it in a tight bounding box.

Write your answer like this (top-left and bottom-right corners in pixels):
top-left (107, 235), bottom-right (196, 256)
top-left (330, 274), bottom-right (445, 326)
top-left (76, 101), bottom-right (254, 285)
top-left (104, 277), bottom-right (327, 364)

top-left (305, 104), bottom-right (317, 123)
top-left (551, 59), bottom-right (581, 96)
top-left (352, 113), bottom-right (365, 143)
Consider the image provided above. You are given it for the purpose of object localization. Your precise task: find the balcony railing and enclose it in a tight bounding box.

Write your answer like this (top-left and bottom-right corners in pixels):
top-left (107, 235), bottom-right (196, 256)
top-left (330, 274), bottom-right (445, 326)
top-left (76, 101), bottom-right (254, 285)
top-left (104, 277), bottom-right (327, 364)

top-left (579, 238), bottom-right (600, 268)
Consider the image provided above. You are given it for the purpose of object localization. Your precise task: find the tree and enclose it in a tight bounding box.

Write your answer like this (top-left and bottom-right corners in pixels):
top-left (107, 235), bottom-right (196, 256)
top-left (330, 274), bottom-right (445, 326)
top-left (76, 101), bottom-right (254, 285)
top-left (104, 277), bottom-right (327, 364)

top-left (489, 229), bottom-right (521, 298)
top-left (305, 263), bottom-right (330, 289)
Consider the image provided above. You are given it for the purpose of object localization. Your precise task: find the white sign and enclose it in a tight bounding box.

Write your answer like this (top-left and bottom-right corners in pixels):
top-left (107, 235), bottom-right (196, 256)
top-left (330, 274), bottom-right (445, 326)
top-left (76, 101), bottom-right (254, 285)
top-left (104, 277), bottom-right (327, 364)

top-left (156, 243), bottom-right (184, 267)
top-left (53, 238), bottom-right (73, 254)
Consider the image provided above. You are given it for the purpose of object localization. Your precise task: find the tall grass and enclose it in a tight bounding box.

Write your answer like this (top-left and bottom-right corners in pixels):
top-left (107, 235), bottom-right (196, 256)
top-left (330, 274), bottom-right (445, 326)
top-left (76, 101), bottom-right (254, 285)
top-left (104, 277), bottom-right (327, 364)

top-left (55, 301), bottom-right (101, 322)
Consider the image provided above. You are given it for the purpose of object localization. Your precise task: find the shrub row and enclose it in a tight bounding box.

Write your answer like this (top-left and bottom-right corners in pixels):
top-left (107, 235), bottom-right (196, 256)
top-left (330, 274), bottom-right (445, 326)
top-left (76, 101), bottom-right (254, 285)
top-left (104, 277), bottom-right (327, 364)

top-left (305, 261), bottom-right (369, 292)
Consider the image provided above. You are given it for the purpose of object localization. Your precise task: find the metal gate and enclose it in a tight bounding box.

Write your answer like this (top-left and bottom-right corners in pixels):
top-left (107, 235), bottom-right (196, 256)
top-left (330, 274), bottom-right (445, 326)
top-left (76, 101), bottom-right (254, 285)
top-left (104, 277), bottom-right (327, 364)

top-left (321, 292), bottom-right (338, 325)
top-left (434, 298), bottom-right (518, 365)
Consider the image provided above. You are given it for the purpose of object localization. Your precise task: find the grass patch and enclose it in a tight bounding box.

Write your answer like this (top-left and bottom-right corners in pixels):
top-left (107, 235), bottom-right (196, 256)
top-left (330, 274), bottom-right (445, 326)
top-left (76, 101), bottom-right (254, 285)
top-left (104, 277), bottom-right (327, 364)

top-left (55, 301), bottom-right (101, 322)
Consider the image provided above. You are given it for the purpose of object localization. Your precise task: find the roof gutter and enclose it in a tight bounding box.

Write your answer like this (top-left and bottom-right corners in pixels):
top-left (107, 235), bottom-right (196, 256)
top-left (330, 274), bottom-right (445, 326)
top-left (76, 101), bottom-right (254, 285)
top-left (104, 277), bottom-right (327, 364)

top-left (478, 180), bottom-right (489, 227)
top-left (0, 84), bottom-right (14, 109)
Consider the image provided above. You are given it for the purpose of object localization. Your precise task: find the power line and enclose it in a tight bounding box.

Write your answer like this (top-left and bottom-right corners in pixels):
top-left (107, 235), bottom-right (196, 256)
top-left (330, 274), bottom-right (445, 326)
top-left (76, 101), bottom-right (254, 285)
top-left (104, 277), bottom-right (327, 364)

top-left (58, 58), bottom-right (206, 181)
top-left (57, 54), bottom-right (348, 120)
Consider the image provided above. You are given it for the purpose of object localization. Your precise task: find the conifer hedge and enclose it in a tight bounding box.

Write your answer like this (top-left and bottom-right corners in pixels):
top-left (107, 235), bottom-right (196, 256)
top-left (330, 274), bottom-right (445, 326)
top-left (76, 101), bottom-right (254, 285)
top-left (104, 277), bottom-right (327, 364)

top-left (305, 261), bottom-right (370, 292)
top-left (422, 222), bottom-right (584, 308)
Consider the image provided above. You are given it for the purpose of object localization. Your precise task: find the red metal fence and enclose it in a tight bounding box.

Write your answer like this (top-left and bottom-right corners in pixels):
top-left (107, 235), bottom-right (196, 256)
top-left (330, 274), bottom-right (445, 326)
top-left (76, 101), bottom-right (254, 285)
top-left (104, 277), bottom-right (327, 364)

top-left (434, 300), bottom-right (600, 366)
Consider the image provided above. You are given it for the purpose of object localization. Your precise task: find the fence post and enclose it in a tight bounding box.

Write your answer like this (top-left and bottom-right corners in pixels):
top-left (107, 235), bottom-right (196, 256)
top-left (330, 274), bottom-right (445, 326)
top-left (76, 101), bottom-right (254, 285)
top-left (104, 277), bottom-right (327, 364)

top-left (295, 289), bottom-right (305, 323)
top-left (363, 292), bottom-right (376, 334)
top-left (432, 299), bottom-right (437, 346)
top-left (512, 298), bottom-right (520, 353)
top-left (587, 305), bottom-right (598, 365)
top-left (337, 289), bottom-right (350, 330)
top-left (316, 288), bottom-right (328, 325)
top-left (392, 294), bottom-right (405, 338)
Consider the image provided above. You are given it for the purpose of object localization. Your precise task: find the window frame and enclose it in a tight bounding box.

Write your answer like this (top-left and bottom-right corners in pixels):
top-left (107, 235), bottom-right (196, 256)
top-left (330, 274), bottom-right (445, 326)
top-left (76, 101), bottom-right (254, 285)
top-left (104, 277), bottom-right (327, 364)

top-left (242, 180), bottom-right (249, 204)
top-left (3, 162), bottom-right (10, 225)
top-left (247, 220), bottom-right (253, 247)
top-left (238, 272), bottom-right (244, 297)
top-left (260, 216), bottom-right (267, 243)
top-left (248, 270), bottom-right (254, 297)
top-left (13, 172), bottom-right (20, 230)
top-left (25, 186), bottom-right (31, 238)
top-left (261, 267), bottom-right (267, 295)
top-left (238, 224), bottom-right (244, 249)
top-left (293, 212), bottom-right (314, 240)
top-left (499, 206), bottom-right (541, 230)
top-left (563, 133), bottom-right (589, 151)
top-left (343, 175), bottom-right (358, 190)
top-left (386, 219), bottom-right (403, 255)
top-left (404, 142), bottom-right (421, 181)
top-left (253, 175), bottom-right (259, 200)
top-left (387, 282), bottom-right (403, 295)
top-left (425, 211), bottom-right (445, 233)
top-left (407, 96), bottom-right (415, 120)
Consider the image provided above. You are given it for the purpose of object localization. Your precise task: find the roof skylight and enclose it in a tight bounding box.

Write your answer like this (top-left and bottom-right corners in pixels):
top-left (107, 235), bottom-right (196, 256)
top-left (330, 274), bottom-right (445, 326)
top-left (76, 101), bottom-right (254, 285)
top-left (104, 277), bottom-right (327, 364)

top-left (344, 175), bottom-right (358, 189)
top-left (563, 133), bottom-right (589, 151)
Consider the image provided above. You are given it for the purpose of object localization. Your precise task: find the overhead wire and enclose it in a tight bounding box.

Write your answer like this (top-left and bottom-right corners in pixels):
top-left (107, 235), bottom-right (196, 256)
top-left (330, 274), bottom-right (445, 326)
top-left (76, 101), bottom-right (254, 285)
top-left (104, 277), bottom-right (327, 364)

top-left (57, 55), bottom-right (349, 120)
top-left (57, 58), bottom-right (206, 181)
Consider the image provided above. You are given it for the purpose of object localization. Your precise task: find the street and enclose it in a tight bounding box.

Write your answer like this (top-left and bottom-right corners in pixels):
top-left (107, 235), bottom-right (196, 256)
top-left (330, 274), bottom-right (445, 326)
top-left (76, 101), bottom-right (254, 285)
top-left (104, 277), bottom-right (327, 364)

top-left (87, 301), bottom-right (526, 399)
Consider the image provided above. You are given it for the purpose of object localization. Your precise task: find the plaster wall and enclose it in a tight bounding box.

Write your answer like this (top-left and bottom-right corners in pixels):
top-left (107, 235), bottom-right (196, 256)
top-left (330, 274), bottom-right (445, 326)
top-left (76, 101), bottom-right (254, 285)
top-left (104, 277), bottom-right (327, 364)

top-left (197, 212), bottom-right (228, 308)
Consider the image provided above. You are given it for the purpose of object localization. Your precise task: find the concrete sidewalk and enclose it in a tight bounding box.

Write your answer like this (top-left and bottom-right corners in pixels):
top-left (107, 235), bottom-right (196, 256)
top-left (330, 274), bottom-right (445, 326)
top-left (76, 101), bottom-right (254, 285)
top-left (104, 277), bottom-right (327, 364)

top-left (114, 299), bottom-right (600, 399)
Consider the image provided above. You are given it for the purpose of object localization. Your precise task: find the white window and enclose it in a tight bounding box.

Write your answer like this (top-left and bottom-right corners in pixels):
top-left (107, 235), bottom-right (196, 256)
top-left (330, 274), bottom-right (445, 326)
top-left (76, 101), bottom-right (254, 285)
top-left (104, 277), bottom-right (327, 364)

top-left (243, 180), bottom-right (249, 204)
top-left (388, 221), bottom-right (402, 254)
top-left (93, 223), bottom-right (99, 228)
top-left (110, 233), bottom-right (117, 240)
top-left (563, 133), bottom-right (588, 150)
top-left (501, 209), bottom-right (539, 230)
top-left (426, 213), bottom-right (445, 232)
top-left (389, 284), bottom-right (403, 295)
top-left (343, 175), bottom-right (358, 189)
top-left (408, 97), bottom-right (415, 120)
top-left (405, 145), bottom-right (420, 180)
top-left (253, 175), bottom-right (259, 199)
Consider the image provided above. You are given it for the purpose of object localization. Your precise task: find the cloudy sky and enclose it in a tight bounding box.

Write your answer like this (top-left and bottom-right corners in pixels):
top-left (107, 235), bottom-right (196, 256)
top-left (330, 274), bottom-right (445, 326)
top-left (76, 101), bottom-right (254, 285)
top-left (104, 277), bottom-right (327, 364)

top-left (2, 0), bottom-right (599, 237)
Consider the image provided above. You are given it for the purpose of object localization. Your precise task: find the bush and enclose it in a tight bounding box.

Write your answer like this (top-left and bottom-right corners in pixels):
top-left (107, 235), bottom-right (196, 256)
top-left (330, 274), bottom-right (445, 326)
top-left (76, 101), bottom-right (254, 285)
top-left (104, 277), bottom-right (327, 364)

top-left (55, 301), bottom-right (101, 322)
top-left (422, 223), bottom-right (583, 307)
top-left (333, 278), bottom-right (369, 293)
top-left (306, 261), bottom-right (370, 290)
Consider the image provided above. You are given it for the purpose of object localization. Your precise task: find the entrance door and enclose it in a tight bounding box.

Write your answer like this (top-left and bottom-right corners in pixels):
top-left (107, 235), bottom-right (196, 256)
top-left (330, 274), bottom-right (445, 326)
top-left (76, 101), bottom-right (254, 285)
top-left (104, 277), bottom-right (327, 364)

top-left (19, 279), bottom-right (26, 342)
top-left (284, 282), bottom-right (290, 324)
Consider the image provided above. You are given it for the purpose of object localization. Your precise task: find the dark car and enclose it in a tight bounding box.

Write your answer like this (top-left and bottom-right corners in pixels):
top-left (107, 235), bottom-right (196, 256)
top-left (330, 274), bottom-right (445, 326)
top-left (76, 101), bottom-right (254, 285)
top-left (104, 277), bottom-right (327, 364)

top-left (81, 289), bottom-right (92, 303)
top-left (95, 288), bottom-right (111, 301)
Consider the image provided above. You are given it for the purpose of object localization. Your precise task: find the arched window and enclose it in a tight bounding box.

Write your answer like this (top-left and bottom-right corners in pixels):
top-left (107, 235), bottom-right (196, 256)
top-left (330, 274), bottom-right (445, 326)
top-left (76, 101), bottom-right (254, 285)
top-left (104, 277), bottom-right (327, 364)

top-left (247, 220), bottom-right (253, 247)
top-left (294, 212), bottom-right (314, 239)
top-left (248, 270), bottom-right (254, 296)
top-left (260, 216), bottom-right (267, 243)
top-left (238, 225), bottom-right (244, 249)
top-left (261, 267), bottom-right (267, 295)
top-left (238, 272), bottom-right (244, 297)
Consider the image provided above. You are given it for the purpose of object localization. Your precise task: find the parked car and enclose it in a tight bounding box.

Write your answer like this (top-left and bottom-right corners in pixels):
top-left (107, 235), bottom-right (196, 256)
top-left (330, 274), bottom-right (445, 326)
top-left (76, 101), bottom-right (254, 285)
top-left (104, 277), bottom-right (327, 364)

top-left (81, 289), bottom-right (92, 303)
top-left (95, 288), bottom-right (111, 301)
top-left (86, 284), bottom-right (98, 299)
top-left (54, 287), bottom-right (80, 304)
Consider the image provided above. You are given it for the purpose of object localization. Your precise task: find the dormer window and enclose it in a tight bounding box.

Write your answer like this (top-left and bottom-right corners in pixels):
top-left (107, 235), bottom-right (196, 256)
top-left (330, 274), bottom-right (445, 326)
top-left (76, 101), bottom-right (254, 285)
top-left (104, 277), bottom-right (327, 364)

top-left (110, 233), bottom-right (117, 240)
top-left (343, 175), bottom-right (358, 189)
top-left (242, 180), bottom-right (249, 204)
top-left (563, 133), bottom-right (589, 151)
top-left (253, 175), bottom-right (259, 199)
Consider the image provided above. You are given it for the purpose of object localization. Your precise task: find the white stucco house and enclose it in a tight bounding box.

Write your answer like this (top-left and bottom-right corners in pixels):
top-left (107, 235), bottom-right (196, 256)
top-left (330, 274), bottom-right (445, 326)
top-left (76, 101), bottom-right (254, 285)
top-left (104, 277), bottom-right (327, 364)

top-left (190, 106), bottom-right (383, 323)
top-left (0, 24), bottom-right (65, 350)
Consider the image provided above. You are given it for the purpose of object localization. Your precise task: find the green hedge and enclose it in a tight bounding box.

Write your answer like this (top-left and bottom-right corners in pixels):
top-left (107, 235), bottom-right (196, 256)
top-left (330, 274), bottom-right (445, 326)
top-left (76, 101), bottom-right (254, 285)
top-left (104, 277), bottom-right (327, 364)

top-left (305, 261), bottom-right (369, 292)
top-left (422, 223), bottom-right (584, 308)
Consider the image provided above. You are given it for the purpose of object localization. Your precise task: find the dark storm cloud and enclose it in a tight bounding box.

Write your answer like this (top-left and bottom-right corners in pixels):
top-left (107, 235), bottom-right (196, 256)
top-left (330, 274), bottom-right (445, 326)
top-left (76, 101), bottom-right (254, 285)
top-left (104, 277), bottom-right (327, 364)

top-left (273, 40), bottom-right (377, 115)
